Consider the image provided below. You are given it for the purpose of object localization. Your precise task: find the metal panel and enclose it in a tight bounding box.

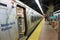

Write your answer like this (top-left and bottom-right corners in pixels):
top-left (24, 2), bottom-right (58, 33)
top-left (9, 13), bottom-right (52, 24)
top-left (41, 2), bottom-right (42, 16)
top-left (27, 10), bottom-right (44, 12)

top-left (0, 0), bottom-right (19, 40)
top-left (0, 5), bottom-right (11, 40)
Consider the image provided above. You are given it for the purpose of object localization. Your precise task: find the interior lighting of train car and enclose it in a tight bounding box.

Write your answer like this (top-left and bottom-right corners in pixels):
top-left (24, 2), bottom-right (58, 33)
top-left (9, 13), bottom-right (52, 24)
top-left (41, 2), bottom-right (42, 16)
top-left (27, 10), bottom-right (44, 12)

top-left (35, 0), bottom-right (44, 15)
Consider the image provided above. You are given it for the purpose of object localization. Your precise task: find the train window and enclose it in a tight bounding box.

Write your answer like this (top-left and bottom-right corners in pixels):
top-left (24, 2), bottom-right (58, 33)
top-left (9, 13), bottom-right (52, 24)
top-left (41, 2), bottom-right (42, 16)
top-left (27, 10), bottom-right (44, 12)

top-left (31, 16), bottom-right (36, 22)
top-left (31, 16), bottom-right (34, 22)
top-left (18, 17), bottom-right (22, 25)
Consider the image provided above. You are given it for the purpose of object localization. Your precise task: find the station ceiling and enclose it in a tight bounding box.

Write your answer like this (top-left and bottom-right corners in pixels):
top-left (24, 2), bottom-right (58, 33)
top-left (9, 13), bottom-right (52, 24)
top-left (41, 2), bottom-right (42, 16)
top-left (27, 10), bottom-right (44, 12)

top-left (19, 0), bottom-right (60, 14)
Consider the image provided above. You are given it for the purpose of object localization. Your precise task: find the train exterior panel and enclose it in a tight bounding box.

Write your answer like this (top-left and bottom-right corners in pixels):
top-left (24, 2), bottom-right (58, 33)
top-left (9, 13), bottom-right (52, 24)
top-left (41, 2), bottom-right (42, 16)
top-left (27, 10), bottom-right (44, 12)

top-left (0, 0), bottom-right (19, 40)
top-left (26, 8), bottom-right (42, 36)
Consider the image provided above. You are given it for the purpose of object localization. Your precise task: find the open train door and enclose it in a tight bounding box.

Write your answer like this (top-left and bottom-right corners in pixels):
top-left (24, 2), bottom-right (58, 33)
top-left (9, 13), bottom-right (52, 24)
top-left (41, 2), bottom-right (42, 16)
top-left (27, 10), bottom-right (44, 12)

top-left (16, 5), bottom-right (27, 38)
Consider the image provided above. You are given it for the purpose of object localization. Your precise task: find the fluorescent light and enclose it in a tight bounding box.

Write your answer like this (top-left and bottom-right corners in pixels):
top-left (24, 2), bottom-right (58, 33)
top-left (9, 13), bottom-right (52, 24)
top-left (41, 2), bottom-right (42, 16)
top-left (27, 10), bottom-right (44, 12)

top-left (35, 0), bottom-right (44, 14)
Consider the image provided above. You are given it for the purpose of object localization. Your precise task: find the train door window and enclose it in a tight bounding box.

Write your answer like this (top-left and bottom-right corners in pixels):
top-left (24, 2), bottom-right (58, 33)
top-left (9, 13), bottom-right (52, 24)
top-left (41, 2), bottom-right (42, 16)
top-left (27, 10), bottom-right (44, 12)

top-left (16, 5), bottom-right (25, 34)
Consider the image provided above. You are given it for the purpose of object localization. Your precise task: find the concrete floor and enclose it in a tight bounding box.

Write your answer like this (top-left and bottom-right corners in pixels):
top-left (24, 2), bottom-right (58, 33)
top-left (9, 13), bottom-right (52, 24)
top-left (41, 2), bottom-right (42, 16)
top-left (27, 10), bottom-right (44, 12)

top-left (38, 21), bottom-right (58, 40)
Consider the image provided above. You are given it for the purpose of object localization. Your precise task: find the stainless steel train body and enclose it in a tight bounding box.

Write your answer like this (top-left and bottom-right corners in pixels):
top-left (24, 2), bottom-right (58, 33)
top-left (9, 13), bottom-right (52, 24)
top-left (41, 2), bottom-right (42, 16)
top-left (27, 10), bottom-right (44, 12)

top-left (0, 0), bottom-right (19, 40)
top-left (15, 0), bottom-right (43, 38)
top-left (0, 0), bottom-right (43, 40)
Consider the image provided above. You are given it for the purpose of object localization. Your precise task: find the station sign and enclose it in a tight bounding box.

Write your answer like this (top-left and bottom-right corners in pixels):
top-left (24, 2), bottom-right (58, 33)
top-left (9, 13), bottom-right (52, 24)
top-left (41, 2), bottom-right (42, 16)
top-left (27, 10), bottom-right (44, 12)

top-left (50, 16), bottom-right (56, 19)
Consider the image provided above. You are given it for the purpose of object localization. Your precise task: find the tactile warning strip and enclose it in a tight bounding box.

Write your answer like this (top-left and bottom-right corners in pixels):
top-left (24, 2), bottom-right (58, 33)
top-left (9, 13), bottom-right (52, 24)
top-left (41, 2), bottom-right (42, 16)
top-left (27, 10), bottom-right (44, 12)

top-left (28, 18), bottom-right (45, 40)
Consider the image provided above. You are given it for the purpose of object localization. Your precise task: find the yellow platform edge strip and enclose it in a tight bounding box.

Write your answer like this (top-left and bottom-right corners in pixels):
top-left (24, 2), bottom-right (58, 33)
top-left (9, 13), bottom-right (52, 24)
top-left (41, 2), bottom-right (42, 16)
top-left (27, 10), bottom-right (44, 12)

top-left (28, 19), bottom-right (45, 40)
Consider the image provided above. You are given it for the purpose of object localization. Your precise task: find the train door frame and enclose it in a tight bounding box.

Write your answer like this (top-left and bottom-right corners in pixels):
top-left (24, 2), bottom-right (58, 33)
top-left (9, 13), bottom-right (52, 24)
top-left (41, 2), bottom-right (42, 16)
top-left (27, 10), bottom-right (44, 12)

top-left (16, 5), bottom-right (27, 36)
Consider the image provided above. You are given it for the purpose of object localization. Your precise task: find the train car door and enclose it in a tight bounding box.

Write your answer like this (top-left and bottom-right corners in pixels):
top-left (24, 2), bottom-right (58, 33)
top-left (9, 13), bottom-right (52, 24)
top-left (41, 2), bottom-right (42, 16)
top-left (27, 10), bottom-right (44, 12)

top-left (16, 5), bottom-right (27, 38)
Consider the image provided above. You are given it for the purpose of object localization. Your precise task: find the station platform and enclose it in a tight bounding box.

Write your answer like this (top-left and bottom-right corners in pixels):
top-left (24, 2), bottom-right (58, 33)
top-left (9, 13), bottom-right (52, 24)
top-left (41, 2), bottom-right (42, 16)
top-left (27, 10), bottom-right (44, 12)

top-left (28, 19), bottom-right (58, 40)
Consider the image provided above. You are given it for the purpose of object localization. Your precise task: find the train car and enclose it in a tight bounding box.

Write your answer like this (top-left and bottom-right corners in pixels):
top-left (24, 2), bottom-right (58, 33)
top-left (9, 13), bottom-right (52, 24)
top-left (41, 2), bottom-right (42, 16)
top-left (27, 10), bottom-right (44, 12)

top-left (15, 0), bottom-right (43, 40)
top-left (0, 0), bottom-right (43, 40)
top-left (53, 10), bottom-right (60, 17)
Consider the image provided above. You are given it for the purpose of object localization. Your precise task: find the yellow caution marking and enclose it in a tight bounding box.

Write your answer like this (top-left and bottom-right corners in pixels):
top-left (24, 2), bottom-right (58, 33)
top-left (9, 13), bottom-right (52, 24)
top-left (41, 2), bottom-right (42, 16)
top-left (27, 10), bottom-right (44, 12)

top-left (28, 19), bottom-right (44, 40)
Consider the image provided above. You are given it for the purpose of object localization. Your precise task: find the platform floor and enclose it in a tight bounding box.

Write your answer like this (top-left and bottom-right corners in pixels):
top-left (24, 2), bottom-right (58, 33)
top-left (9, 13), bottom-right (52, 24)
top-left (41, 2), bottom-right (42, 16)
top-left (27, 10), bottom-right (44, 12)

top-left (28, 19), bottom-right (58, 40)
top-left (28, 19), bottom-right (44, 40)
top-left (38, 21), bottom-right (58, 40)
